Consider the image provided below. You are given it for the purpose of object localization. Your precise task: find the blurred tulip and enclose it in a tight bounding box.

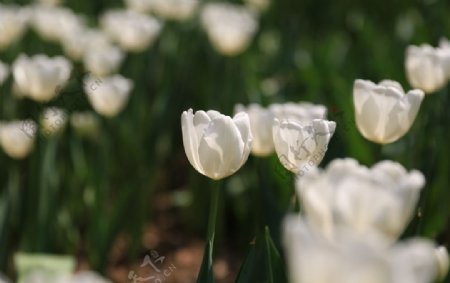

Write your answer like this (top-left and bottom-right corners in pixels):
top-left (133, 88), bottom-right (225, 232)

top-left (0, 4), bottom-right (28, 50)
top-left (31, 5), bottom-right (85, 42)
top-left (438, 37), bottom-right (450, 80)
top-left (235, 103), bottom-right (274, 157)
top-left (12, 54), bottom-right (72, 102)
top-left (435, 246), bottom-right (449, 280)
top-left (269, 102), bottom-right (327, 125)
top-left (0, 120), bottom-right (37, 159)
top-left (353, 79), bottom-right (424, 144)
top-left (150, 0), bottom-right (199, 21)
top-left (297, 158), bottom-right (424, 242)
top-left (201, 3), bottom-right (258, 56)
top-left (405, 44), bottom-right (447, 93)
top-left (70, 111), bottom-right (100, 138)
top-left (181, 109), bottom-right (253, 180)
top-left (61, 28), bottom-right (111, 61)
top-left (84, 74), bottom-right (133, 117)
top-left (82, 44), bottom-right (124, 77)
top-left (283, 216), bottom-right (440, 283)
top-left (101, 9), bottom-right (162, 52)
top-left (40, 107), bottom-right (67, 137)
top-left (0, 61), bottom-right (9, 86)
top-left (124, 0), bottom-right (154, 13)
top-left (272, 118), bottom-right (335, 174)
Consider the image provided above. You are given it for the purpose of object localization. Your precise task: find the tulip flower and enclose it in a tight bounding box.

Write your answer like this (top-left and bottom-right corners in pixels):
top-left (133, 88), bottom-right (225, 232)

top-left (200, 3), bottom-right (258, 56)
top-left (12, 54), bottom-right (72, 102)
top-left (101, 9), bottom-right (162, 52)
top-left (297, 158), bottom-right (425, 242)
top-left (0, 120), bottom-right (37, 159)
top-left (235, 104), bottom-right (274, 157)
top-left (31, 5), bottom-right (85, 43)
top-left (272, 118), bottom-right (335, 174)
top-left (150, 0), bottom-right (199, 21)
top-left (40, 107), bottom-right (68, 137)
top-left (82, 44), bottom-right (124, 77)
top-left (269, 102), bottom-right (327, 125)
top-left (0, 61), bottom-right (9, 86)
top-left (405, 44), bottom-right (447, 93)
top-left (0, 4), bottom-right (28, 50)
top-left (70, 111), bottom-right (100, 138)
top-left (353, 79), bottom-right (424, 144)
top-left (124, 0), bottom-right (154, 13)
top-left (435, 246), bottom-right (449, 280)
top-left (283, 216), bottom-right (441, 283)
top-left (61, 28), bottom-right (111, 61)
top-left (84, 74), bottom-right (133, 117)
top-left (181, 109), bottom-right (252, 180)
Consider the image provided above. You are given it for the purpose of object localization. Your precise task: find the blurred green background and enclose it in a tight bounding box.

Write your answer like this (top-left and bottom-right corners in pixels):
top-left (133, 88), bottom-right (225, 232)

top-left (0, 0), bottom-right (449, 282)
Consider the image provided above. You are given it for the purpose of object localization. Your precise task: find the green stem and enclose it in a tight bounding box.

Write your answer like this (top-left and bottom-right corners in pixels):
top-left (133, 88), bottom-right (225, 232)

top-left (207, 180), bottom-right (221, 244)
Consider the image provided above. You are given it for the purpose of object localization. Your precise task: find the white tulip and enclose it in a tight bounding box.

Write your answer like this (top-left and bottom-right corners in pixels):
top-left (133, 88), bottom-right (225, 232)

top-left (435, 246), bottom-right (449, 280)
top-left (0, 120), bottom-right (37, 159)
top-left (0, 4), bottom-right (28, 50)
top-left (269, 102), bottom-right (327, 125)
top-left (82, 44), bottom-right (124, 77)
top-left (405, 44), bottom-right (447, 93)
top-left (84, 74), bottom-right (133, 117)
top-left (272, 118), bottom-right (335, 174)
top-left (70, 111), bottom-right (100, 138)
top-left (283, 216), bottom-right (440, 283)
top-left (201, 3), bottom-right (258, 56)
top-left (31, 5), bottom-right (85, 42)
top-left (297, 158), bottom-right (425, 242)
top-left (181, 109), bottom-right (253, 180)
top-left (235, 104), bottom-right (274, 157)
top-left (40, 107), bottom-right (67, 137)
top-left (61, 28), bottom-right (111, 61)
top-left (124, 0), bottom-right (154, 13)
top-left (0, 61), bottom-right (9, 86)
top-left (101, 9), bottom-right (162, 52)
top-left (12, 54), bottom-right (72, 102)
top-left (438, 37), bottom-right (450, 80)
top-left (353, 79), bottom-right (424, 144)
top-left (150, 0), bottom-right (199, 21)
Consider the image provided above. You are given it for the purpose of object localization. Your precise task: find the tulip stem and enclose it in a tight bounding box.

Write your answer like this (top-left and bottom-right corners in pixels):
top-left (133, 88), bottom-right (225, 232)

top-left (207, 181), bottom-right (221, 244)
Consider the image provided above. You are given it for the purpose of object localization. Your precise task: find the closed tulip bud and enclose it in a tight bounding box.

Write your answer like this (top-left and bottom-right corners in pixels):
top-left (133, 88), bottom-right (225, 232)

top-left (235, 104), bottom-right (274, 157)
top-left (201, 3), bottom-right (258, 56)
top-left (405, 44), bottom-right (447, 93)
top-left (150, 0), bottom-right (199, 21)
top-left (435, 246), bottom-right (449, 281)
top-left (181, 109), bottom-right (253, 180)
top-left (101, 9), bottom-right (162, 52)
top-left (61, 29), bottom-right (110, 61)
top-left (0, 4), bottom-right (28, 50)
top-left (70, 111), bottom-right (100, 138)
top-left (40, 107), bottom-right (67, 137)
top-left (269, 102), bottom-right (327, 124)
top-left (0, 120), bottom-right (36, 159)
top-left (84, 74), bottom-right (133, 117)
top-left (272, 118), bottom-right (335, 174)
top-left (297, 158), bottom-right (425, 242)
top-left (83, 44), bottom-right (125, 77)
top-left (283, 217), bottom-right (440, 283)
top-left (12, 54), bottom-right (72, 102)
top-left (0, 61), bottom-right (9, 86)
top-left (353, 79), bottom-right (424, 144)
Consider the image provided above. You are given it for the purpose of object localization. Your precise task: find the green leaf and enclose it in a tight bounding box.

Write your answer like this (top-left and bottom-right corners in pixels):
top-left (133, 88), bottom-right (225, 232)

top-left (196, 240), bottom-right (215, 283)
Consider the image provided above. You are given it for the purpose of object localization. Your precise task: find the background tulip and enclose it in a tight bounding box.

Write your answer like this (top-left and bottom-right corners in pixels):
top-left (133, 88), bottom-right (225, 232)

top-left (181, 109), bottom-right (253, 180)
top-left (297, 158), bottom-right (425, 242)
top-left (40, 107), bottom-right (68, 137)
top-left (84, 74), bottom-right (133, 117)
top-left (200, 3), bottom-right (258, 56)
top-left (405, 44), bottom-right (447, 93)
top-left (353, 79), bottom-right (424, 144)
top-left (269, 102), bottom-right (327, 125)
top-left (0, 120), bottom-right (36, 159)
top-left (0, 4), bottom-right (28, 50)
top-left (435, 246), bottom-right (449, 280)
top-left (272, 118), bottom-right (335, 174)
top-left (12, 54), bottom-right (72, 102)
top-left (82, 44), bottom-right (124, 77)
top-left (0, 61), bottom-right (9, 86)
top-left (235, 103), bottom-right (274, 156)
top-left (150, 0), bottom-right (199, 21)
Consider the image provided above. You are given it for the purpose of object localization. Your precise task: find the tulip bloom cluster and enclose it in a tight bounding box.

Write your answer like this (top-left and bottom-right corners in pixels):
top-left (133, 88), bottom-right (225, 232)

top-left (284, 159), bottom-right (449, 283)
